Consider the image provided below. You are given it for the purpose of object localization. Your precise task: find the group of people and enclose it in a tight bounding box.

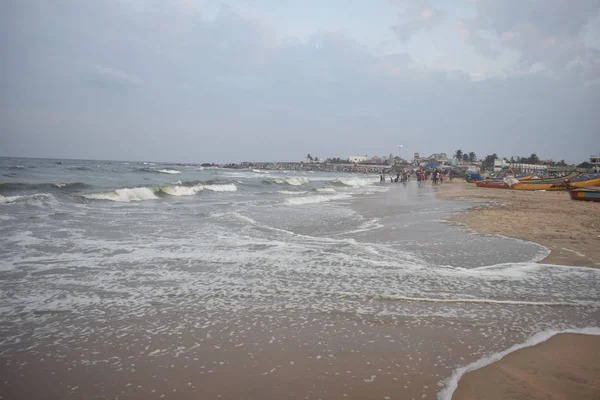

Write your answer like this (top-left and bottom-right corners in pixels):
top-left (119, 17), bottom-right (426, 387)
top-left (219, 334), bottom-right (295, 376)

top-left (380, 169), bottom-right (455, 184)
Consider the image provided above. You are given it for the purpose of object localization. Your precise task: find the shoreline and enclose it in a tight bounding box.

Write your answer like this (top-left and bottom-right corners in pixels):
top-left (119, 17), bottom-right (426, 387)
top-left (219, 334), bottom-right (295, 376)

top-left (446, 329), bottom-right (600, 400)
top-left (435, 180), bottom-right (600, 400)
top-left (436, 179), bottom-right (600, 268)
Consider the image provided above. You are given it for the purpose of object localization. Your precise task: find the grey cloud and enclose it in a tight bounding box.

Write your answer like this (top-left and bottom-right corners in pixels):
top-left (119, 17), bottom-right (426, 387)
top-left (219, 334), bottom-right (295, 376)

top-left (0, 0), bottom-right (597, 163)
top-left (390, 3), bottom-right (445, 42)
top-left (467, 0), bottom-right (600, 76)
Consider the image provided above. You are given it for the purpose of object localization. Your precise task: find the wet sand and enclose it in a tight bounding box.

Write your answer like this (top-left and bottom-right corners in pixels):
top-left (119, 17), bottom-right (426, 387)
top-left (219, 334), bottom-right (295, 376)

top-left (437, 179), bottom-right (600, 268)
top-left (453, 333), bottom-right (600, 400)
top-left (437, 179), bottom-right (600, 399)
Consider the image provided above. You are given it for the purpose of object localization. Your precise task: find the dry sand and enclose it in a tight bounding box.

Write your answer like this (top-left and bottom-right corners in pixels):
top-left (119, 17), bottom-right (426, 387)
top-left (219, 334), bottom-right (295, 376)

top-left (437, 180), bottom-right (600, 400)
top-left (437, 180), bottom-right (600, 268)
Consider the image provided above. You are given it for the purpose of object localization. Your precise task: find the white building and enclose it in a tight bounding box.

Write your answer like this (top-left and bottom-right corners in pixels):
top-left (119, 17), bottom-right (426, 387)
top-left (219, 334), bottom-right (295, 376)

top-left (494, 159), bottom-right (548, 173)
top-left (591, 154), bottom-right (600, 171)
top-left (348, 155), bottom-right (368, 163)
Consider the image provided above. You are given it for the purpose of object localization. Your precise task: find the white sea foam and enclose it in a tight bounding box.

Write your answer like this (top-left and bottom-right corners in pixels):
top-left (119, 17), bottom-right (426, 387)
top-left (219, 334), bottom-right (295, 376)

top-left (156, 169), bottom-right (181, 174)
top-left (285, 194), bottom-right (351, 205)
top-left (82, 187), bottom-right (159, 202)
top-left (0, 193), bottom-right (55, 205)
top-left (160, 185), bottom-right (204, 196)
top-left (437, 327), bottom-right (600, 400)
top-left (332, 177), bottom-right (376, 188)
top-left (278, 190), bottom-right (308, 195)
top-left (272, 177), bottom-right (310, 186)
top-left (316, 188), bottom-right (336, 193)
top-left (204, 183), bottom-right (237, 192)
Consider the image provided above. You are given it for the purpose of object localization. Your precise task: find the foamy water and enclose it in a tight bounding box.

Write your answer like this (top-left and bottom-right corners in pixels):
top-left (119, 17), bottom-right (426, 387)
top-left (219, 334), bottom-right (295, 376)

top-left (0, 157), bottom-right (598, 399)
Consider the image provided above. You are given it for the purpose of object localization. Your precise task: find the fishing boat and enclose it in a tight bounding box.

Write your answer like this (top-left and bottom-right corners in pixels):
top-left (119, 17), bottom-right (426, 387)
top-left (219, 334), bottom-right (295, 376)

top-left (514, 172), bottom-right (577, 183)
top-left (569, 187), bottom-right (600, 202)
top-left (475, 181), bottom-right (509, 189)
top-left (511, 174), bottom-right (600, 191)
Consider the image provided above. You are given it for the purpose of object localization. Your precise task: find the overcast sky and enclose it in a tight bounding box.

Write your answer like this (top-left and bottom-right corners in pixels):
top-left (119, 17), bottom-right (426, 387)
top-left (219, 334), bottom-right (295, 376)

top-left (1, 0), bottom-right (599, 163)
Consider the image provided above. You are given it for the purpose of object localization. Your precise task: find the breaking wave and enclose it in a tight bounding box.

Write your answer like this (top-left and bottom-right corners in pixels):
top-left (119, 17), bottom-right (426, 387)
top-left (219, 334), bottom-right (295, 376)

top-left (204, 183), bottom-right (237, 192)
top-left (0, 193), bottom-right (56, 206)
top-left (160, 185), bottom-right (204, 196)
top-left (330, 178), bottom-right (376, 188)
top-left (316, 187), bottom-right (336, 193)
top-left (278, 190), bottom-right (308, 195)
top-left (82, 187), bottom-right (159, 202)
top-left (268, 177), bottom-right (310, 186)
top-left (157, 169), bottom-right (181, 174)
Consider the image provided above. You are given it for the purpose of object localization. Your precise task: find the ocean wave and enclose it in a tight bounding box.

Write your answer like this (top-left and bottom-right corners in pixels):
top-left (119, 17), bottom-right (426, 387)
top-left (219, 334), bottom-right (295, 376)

top-left (268, 177), bottom-right (310, 186)
top-left (160, 185), bottom-right (204, 196)
top-left (316, 187), bottom-right (336, 193)
top-left (8, 165), bottom-right (25, 170)
top-left (437, 327), bottom-right (600, 400)
top-left (82, 187), bottom-right (159, 202)
top-left (204, 183), bottom-right (237, 192)
top-left (278, 190), bottom-right (309, 195)
top-left (330, 177), bottom-right (376, 188)
top-left (0, 193), bottom-right (56, 206)
top-left (0, 182), bottom-right (90, 193)
top-left (137, 167), bottom-right (181, 174)
top-left (285, 194), bottom-right (351, 205)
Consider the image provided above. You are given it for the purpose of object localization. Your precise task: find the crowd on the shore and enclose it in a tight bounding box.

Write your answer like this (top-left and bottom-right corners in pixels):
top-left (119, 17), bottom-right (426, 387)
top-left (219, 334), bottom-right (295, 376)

top-left (223, 161), bottom-right (391, 174)
top-left (380, 169), bottom-right (456, 183)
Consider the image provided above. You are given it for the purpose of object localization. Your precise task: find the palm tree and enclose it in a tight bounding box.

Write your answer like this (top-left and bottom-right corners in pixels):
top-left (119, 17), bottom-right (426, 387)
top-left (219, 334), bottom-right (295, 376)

top-left (462, 153), bottom-right (469, 163)
top-left (469, 152), bottom-right (477, 162)
top-left (454, 150), bottom-right (463, 163)
top-left (306, 154), bottom-right (313, 163)
top-left (529, 153), bottom-right (539, 164)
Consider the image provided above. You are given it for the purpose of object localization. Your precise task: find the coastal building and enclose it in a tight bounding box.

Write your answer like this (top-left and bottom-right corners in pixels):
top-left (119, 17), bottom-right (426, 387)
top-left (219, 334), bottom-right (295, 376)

top-left (348, 155), bottom-right (368, 163)
top-left (591, 154), bottom-right (600, 171)
top-left (496, 158), bottom-right (549, 173)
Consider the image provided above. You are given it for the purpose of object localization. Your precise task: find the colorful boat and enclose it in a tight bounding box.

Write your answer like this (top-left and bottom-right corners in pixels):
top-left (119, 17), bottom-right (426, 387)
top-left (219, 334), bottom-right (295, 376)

top-left (511, 174), bottom-right (600, 191)
top-left (514, 172), bottom-right (577, 183)
top-left (569, 187), bottom-right (600, 202)
top-left (475, 181), bottom-right (509, 189)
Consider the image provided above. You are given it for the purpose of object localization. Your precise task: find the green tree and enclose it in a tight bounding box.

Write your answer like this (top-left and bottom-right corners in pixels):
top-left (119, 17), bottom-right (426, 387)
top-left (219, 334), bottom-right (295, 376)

top-left (529, 153), bottom-right (540, 164)
top-left (469, 152), bottom-right (477, 162)
top-left (306, 154), bottom-right (313, 163)
top-left (454, 150), bottom-right (463, 163)
top-left (462, 153), bottom-right (469, 162)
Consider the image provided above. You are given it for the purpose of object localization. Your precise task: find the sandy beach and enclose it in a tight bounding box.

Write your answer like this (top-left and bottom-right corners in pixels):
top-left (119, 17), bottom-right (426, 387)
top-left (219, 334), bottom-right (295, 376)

top-left (452, 333), bottom-right (600, 400)
top-left (438, 180), bottom-right (600, 399)
top-left (437, 180), bottom-right (600, 268)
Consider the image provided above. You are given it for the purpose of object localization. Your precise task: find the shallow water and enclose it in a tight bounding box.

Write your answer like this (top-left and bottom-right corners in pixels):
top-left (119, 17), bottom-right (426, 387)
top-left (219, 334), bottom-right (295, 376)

top-left (1, 157), bottom-right (598, 399)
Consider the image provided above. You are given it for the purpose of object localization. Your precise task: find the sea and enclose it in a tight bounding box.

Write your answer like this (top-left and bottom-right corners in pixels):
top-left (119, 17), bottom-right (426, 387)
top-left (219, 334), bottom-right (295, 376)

top-left (0, 157), bottom-right (599, 400)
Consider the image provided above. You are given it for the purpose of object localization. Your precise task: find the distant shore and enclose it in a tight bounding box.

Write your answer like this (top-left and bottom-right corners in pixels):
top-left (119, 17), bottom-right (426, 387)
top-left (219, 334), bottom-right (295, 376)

top-left (437, 179), bottom-right (600, 268)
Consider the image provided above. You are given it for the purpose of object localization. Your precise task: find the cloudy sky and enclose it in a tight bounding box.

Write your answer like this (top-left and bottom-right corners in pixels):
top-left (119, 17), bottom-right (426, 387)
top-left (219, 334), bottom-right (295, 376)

top-left (1, 0), bottom-right (599, 163)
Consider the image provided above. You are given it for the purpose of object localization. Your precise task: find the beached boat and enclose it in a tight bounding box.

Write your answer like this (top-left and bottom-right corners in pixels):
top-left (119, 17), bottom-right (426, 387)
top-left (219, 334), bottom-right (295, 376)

top-left (569, 187), bottom-right (600, 202)
top-left (511, 174), bottom-right (600, 191)
top-left (475, 181), bottom-right (509, 189)
top-left (515, 173), bottom-right (577, 184)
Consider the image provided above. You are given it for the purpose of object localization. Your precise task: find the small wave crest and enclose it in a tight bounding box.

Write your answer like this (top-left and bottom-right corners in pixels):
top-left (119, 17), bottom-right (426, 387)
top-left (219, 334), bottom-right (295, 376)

top-left (278, 190), bottom-right (308, 195)
top-left (157, 169), bottom-right (181, 174)
top-left (285, 194), bottom-right (351, 205)
top-left (0, 182), bottom-right (89, 193)
top-left (330, 178), bottom-right (376, 188)
top-left (0, 193), bottom-right (56, 206)
top-left (82, 187), bottom-right (159, 202)
top-left (316, 187), bottom-right (336, 193)
top-left (204, 183), bottom-right (237, 192)
top-left (268, 177), bottom-right (310, 186)
top-left (160, 185), bottom-right (204, 196)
